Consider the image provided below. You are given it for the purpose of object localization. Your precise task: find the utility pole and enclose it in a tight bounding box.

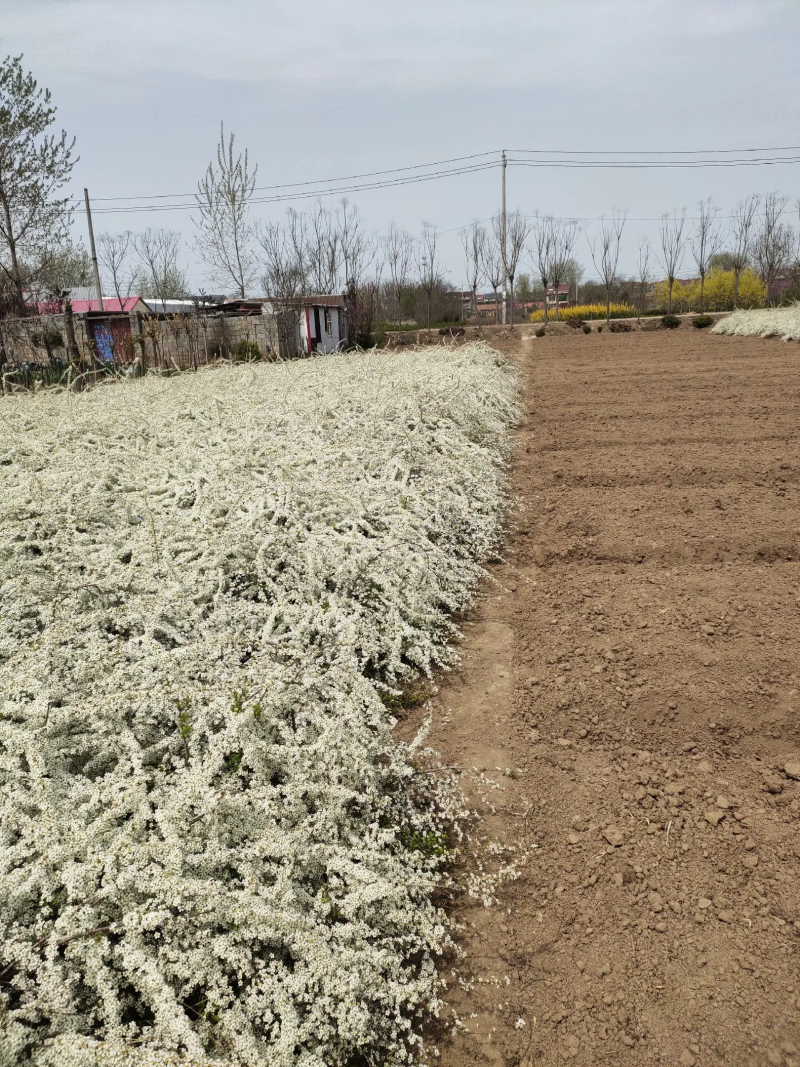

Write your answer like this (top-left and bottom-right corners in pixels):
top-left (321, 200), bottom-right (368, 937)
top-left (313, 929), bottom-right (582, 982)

top-left (84, 188), bottom-right (104, 312)
top-left (501, 150), bottom-right (507, 325)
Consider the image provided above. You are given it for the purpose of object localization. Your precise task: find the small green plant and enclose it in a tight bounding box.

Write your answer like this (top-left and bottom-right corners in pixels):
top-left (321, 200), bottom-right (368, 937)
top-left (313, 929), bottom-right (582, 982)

top-left (597, 325), bottom-right (603, 333)
top-left (661, 314), bottom-right (681, 329)
top-left (399, 826), bottom-right (448, 858)
top-left (379, 686), bottom-right (427, 711)
top-left (692, 314), bottom-right (714, 329)
top-left (582, 324), bottom-right (591, 334)
top-left (30, 327), bottom-right (65, 351)
top-left (235, 339), bottom-right (261, 361)
top-left (231, 687), bottom-right (263, 718)
top-left (223, 751), bottom-right (243, 774)
top-left (230, 688), bottom-right (248, 714)
top-left (535, 326), bottom-right (546, 338)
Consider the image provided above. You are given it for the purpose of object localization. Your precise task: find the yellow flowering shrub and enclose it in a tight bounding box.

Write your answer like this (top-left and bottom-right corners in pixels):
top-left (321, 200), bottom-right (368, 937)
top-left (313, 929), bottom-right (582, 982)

top-left (529, 302), bottom-right (632, 323)
top-left (654, 269), bottom-right (765, 312)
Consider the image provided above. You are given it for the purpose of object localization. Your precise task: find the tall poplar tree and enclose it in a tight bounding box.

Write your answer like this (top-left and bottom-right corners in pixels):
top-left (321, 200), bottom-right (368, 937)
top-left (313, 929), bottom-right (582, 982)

top-left (0, 54), bottom-right (77, 314)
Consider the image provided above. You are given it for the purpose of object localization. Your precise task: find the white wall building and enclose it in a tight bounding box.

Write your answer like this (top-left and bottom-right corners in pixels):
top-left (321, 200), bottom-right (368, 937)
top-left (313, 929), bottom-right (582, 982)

top-left (299, 297), bottom-right (345, 354)
top-left (262, 296), bottom-right (346, 356)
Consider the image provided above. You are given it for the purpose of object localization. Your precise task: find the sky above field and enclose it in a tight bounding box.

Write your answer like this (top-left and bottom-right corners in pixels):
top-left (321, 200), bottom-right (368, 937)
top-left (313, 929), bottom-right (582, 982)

top-left (4, 0), bottom-right (800, 289)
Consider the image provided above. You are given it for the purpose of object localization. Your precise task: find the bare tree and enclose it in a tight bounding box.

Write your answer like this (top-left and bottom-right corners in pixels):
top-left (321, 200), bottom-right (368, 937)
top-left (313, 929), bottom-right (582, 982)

top-left (588, 209), bottom-right (627, 325)
top-left (132, 229), bottom-right (188, 304)
top-left (505, 210), bottom-right (530, 327)
top-left (460, 220), bottom-right (486, 322)
top-left (194, 123), bottom-right (257, 298)
top-left (337, 200), bottom-right (373, 291)
top-left (351, 258), bottom-right (383, 348)
top-left (306, 200), bottom-right (339, 294)
top-left (529, 213), bottom-right (554, 323)
top-left (336, 200), bottom-right (375, 346)
top-left (256, 209), bottom-right (308, 358)
top-left (0, 53), bottom-right (77, 314)
top-left (98, 230), bottom-right (134, 306)
top-left (690, 198), bottom-right (722, 313)
top-left (415, 222), bottom-right (440, 336)
top-left (729, 194), bottom-right (759, 306)
top-left (549, 218), bottom-right (580, 321)
top-left (260, 209), bottom-right (307, 347)
top-left (382, 222), bottom-right (413, 333)
top-left (752, 192), bottom-right (792, 305)
top-left (657, 209), bottom-right (687, 314)
top-left (483, 218), bottom-right (505, 324)
top-left (636, 236), bottom-right (653, 323)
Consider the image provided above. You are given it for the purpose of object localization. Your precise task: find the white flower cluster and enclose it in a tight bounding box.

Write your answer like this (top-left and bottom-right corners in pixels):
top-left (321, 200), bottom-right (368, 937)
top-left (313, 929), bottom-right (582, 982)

top-left (713, 304), bottom-right (800, 341)
top-left (0, 344), bottom-right (518, 1067)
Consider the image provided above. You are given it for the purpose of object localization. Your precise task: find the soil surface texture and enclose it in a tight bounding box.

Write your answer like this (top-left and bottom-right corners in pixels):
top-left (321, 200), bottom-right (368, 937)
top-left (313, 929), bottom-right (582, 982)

top-left (422, 328), bottom-right (800, 1067)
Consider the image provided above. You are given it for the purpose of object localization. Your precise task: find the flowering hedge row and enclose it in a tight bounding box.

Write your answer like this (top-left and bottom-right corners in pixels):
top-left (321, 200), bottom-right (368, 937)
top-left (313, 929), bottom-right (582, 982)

top-left (529, 302), bottom-right (633, 323)
top-left (0, 345), bottom-right (519, 1067)
top-left (655, 268), bottom-right (765, 312)
top-left (712, 305), bottom-right (800, 340)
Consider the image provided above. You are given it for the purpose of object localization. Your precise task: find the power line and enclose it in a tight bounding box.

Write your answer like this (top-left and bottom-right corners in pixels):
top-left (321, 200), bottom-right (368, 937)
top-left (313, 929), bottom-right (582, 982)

top-left (508, 156), bottom-right (800, 169)
top-left (509, 145), bottom-right (800, 155)
top-left (76, 152), bottom-right (501, 203)
top-left (76, 161), bottom-right (501, 215)
top-left (78, 145), bottom-right (800, 203)
top-left (68, 145), bottom-right (800, 216)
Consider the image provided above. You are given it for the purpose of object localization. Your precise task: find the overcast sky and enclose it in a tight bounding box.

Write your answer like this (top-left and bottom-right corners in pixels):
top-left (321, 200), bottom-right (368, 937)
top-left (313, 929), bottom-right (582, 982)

top-left (4, 0), bottom-right (800, 289)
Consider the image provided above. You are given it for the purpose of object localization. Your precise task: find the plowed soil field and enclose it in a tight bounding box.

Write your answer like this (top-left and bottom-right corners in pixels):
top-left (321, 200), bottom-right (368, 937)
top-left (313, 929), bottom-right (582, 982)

top-left (423, 328), bottom-right (800, 1067)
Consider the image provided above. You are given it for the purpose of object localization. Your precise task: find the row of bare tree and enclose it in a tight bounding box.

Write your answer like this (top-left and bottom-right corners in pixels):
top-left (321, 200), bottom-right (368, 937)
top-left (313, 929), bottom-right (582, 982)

top-left (458, 192), bottom-right (800, 327)
top-left (648, 193), bottom-right (798, 314)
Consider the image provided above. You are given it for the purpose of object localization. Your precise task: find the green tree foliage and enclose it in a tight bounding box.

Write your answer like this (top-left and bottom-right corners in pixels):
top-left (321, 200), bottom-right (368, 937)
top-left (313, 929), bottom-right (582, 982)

top-left (36, 242), bottom-right (92, 295)
top-left (0, 54), bottom-right (77, 313)
top-left (515, 272), bottom-right (534, 303)
top-left (709, 251), bottom-right (737, 272)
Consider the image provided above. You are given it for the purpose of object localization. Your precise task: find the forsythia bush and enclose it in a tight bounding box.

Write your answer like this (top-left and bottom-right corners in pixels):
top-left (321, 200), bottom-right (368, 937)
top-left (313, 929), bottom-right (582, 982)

top-left (713, 304), bottom-right (800, 341)
top-left (0, 345), bottom-right (519, 1067)
top-left (654, 268), bottom-right (765, 312)
top-left (529, 303), bottom-right (632, 323)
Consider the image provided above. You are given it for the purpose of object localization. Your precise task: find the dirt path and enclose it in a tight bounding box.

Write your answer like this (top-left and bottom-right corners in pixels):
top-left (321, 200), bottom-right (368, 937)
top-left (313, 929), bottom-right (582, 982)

top-left (427, 328), bottom-right (800, 1067)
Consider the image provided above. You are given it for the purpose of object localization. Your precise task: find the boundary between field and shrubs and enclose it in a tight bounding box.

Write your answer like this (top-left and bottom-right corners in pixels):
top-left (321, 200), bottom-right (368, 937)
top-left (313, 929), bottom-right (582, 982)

top-left (385, 312), bottom-right (732, 345)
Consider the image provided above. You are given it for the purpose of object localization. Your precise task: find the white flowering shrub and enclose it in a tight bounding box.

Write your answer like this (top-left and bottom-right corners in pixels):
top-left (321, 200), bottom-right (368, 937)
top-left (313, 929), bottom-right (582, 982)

top-left (713, 304), bottom-right (800, 341)
top-left (0, 344), bottom-right (518, 1067)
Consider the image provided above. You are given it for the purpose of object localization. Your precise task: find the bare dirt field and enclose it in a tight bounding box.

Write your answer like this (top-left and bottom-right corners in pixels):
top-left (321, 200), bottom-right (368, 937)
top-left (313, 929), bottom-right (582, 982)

top-left (421, 327), bottom-right (800, 1067)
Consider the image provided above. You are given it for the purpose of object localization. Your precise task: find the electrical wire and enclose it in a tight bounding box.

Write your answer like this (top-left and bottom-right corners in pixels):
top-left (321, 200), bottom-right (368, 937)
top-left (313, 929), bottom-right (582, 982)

top-left (508, 145), bottom-right (800, 155)
top-left (507, 156), bottom-right (800, 169)
top-left (69, 145), bottom-right (800, 216)
top-left (72, 153), bottom-right (501, 204)
top-left (78, 161), bottom-right (501, 215)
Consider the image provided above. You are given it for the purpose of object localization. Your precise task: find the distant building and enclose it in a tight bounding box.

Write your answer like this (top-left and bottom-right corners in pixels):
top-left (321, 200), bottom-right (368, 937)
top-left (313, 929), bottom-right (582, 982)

top-left (59, 287), bottom-right (151, 315)
top-left (772, 270), bottom-right (798, 302)
top-left (27, 288), bottom-right (150, 316)
top-left (261, 295), bottom-right (346, 355)
top-left (546, 284), bottom-right (570, 307)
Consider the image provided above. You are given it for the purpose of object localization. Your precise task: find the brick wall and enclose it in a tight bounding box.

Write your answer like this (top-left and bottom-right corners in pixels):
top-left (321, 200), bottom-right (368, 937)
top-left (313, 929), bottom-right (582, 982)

top-left (0, 312), bottom-right (282, 376)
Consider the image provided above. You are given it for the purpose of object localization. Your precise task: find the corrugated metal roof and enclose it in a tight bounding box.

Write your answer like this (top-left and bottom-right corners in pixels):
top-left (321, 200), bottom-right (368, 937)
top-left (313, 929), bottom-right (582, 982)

top-left (262, 295), bottom-right (345, 309)
top-left (69, 297), bottom-right (145, 313)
